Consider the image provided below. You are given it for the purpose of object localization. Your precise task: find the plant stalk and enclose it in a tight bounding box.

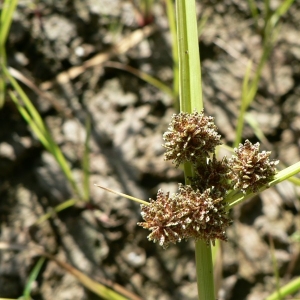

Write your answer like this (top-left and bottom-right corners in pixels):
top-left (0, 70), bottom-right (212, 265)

top-left (175, 0), bottom-right (215, 299)
top-left (195, 240), bottom-right (215, 300)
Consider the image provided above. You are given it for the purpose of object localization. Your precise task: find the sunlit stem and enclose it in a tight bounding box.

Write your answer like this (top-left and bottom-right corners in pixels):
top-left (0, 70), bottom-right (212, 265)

top-left (94, 184), bottom-right (150, 206)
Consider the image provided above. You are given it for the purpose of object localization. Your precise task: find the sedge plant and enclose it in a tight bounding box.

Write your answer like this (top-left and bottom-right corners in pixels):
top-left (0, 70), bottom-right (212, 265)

top-left (98, 0), bottom-right (300, 299)
top-left (1, 0), bottom-right (300, 299)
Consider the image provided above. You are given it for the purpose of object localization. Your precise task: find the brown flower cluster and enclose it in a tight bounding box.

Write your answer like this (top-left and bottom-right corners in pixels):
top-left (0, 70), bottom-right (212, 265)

top-left (138, 184), bottom-right (231, 249)
top-left (138, 112), bottom-right (279, 249)
top-left (228, 140), bottom-right (279, 193)
top-left (191, 155), bottom-right (232, 197)
top-left (163, 111), bottom-right (221, 166)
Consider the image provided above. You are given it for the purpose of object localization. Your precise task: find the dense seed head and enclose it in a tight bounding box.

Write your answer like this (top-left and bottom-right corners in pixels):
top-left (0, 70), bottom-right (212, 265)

top-left (163, 111), bottom-right (221, 167)
top-left (228, 140), bottom-right (279, 193)
top-left (138, 184), bottom-right (232, 248)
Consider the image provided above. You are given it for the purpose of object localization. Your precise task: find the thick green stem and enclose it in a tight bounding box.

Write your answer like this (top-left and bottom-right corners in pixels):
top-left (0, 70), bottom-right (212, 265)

top-left (175, 0), bottom-right (215, 299)
top-left (195, 240), bottom-right (215, 300)
top-left (176, 0), bottom-right (203, 113)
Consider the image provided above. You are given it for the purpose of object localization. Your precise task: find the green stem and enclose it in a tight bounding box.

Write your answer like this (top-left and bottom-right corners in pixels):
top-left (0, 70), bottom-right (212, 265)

top-left (176, 0), bottom-right (203, 113)
top-left (165, 0), bottom-right (179, 111)
top-left (175, 0), bottom-right (215, 299)
top-left (195, 240), bottom-right (215, 300)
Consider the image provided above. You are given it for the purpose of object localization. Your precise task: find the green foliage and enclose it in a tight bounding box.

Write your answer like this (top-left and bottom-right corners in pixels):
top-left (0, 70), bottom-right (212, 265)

top-left (235, 0), bottom-right (295, 146)
top-left (1, 0), bottom-right (299, 299)
top-left (0, 0), bottom-right (18, 107)
top-left (266, 277), bottom-right (300, 300)
top-left (22, 257), bottom-right (45, 300)
top-left (165, 0), bottom-right (179, 110)
top-left (5, 71), bottom-right (82, 198)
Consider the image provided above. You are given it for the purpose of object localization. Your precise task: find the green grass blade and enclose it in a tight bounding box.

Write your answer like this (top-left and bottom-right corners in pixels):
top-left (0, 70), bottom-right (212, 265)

top-left (235, 31), bottom-right (272, 146)
top-left (4, 64), bottom-right (82, 198)
top-left (165, 0), bottom-right (179, 110)
top-left (242, 60), bottom-right (252, 107)
top-left (235, 1), bottom-right (293, 146)
top-left (291, 231), bottom-right (300, 242)
top-left (137, 71), bottom-right (173, 97)
top-left (287, 176), bottom-right (300, 186)
top-left (9, 91), bottom-right (51, 149)
top-left (266, 277), bottom-right (300, 300)
top-left (104, 61), bottom-right (174, 97)
top-left (263, 0), bottom-right (271, 29)
top-left (0, 0), bottom-right (18, 107)
top-left (34, 199), bottom-right (78, 225)
top-left (244, 112), bottom-right (270, 145)
top-left (0, 0), bottom-right (18, 46)
top-left (4, 67), bottom-right (46, 132)
top-left (22, 257), bottom-right (45, 300)
top-left (246, 41), bottom-right (271, 105)
top-left (269, 236), bottom-right (282, 299)
top-left (270, 0), bottom-right (294, 27)
top-left (197, 13), bottom-right (209, 37)
top-left (272, 162), bottom-right (300, 185)
top-left (247, 0), bottom-right (259, 30)
top-left (10, 90), bottom-right (80, 197)
top-left (94, 184), bottom-right (149, 206)
top-left (234, 60), bottom-right (252, 147)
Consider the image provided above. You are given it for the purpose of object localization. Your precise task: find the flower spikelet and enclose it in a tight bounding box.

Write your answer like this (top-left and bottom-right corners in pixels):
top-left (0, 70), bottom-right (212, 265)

top-left (191, 155), bottom-right (232, 196)
top-left (176, 184), bottom-right (232, 245)
top-left (162, 111), bottom-right (221, 166)
top-left (229, 140), bottom-right (279, 193)
top-left (138, 184), bottom-right (232, 248)
top-left (137, 189), bottom-right (188, 249)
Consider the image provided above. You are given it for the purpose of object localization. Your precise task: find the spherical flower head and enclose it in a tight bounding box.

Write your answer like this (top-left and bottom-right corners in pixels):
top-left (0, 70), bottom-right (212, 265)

top-left (176, 184), bottom-right (232, 245)
top-left (191, 155), bottom-right (232, 196)
top-left (137, 184), bottom-right (232, 248)
top-left (162, 111), bottom-right (221, 167)
top-left (137, 189), bottom-right (188, 249)
top-left (229, 140), bottom-right (279, 193)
